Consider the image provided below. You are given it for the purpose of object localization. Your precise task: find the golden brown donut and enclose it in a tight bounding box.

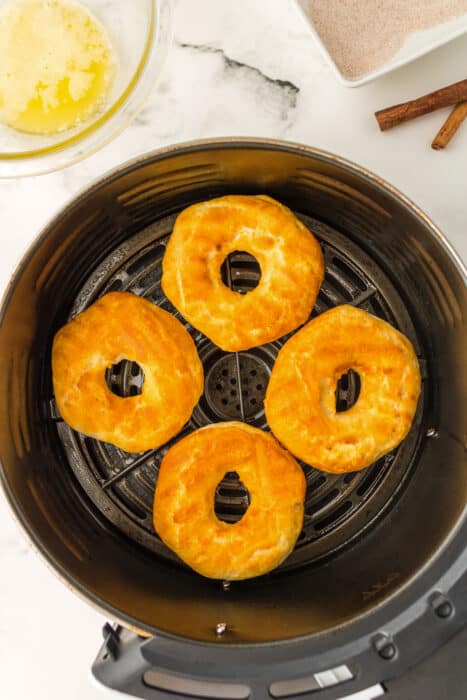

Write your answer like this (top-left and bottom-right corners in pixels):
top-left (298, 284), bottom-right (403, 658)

top-left (265, 305), bottom-right (421, 473)
top-left (161, 195), bottom-right (324, 351)
top-left (153, 422), bottom-right (306, 580)
top-left (52, 291), bottom-right (203, 453)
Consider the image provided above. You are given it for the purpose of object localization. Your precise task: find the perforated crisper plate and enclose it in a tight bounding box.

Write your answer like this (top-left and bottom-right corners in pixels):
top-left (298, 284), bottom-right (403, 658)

top-left (54, 211), bottom-right (425, 574)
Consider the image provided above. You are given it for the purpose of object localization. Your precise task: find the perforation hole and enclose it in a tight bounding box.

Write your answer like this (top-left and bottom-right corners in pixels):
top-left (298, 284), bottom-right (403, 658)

top-left (332, 256), bottom-right (368, 291)
top-left (126, 246), bottom-right (165, 275)
top-left (215, 472), bottom-right (250, 524)
top-left (106, 360), bottom-right (144, 398)
top-left (314, 501), bottom-right (353, 531)
top-left (221, 251), bottom-right (261, 294)
top-left (107, 278), bottom-right (124, 291)
top-left (335, 370), bottom-right (361, 412)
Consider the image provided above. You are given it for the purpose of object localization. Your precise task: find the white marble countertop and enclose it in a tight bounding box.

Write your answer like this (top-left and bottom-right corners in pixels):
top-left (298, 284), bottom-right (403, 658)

top-left (0, 1), bottom-right (465, 699)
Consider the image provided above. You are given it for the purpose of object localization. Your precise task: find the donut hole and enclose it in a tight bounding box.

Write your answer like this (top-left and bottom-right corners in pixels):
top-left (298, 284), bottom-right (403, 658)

top-left (335, 369), bottom-right (361, 413)
top-left (105, 360), bottom-right (145, 398)
top-left (214, 471), bottom-right (251, 524)
top-left (220, 250), bottom-right (261, 294)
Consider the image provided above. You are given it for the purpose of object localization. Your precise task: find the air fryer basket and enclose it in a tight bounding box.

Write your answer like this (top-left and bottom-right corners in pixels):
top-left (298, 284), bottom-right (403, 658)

top-left (0, 141), bottom-right (465, 694)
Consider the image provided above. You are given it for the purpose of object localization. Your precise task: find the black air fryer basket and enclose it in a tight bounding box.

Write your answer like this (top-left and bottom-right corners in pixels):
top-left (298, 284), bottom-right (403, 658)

top-left (0, 140), bottom-right (465, 700)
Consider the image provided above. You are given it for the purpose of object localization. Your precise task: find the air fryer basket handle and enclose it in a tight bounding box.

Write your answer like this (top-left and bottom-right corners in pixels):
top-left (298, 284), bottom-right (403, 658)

top-left (93, 637), bottom-right (366, 700)
top-left (92, 625), bottom-right (366, 700)
top-left (92, 560), bottom-right (466, 700)
top-left (120, 626), bottom-right (467, 700)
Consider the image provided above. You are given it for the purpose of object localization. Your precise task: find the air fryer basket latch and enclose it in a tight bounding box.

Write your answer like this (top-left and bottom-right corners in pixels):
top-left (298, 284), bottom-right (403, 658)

top-left (101, 622), bottom-right (121, 661)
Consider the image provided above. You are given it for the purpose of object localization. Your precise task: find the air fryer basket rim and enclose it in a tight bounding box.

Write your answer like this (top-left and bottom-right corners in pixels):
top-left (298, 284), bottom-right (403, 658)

top-left (0, 138), bottom-right (465, 652)
top-left (0, 138), bottom-right (465, 321)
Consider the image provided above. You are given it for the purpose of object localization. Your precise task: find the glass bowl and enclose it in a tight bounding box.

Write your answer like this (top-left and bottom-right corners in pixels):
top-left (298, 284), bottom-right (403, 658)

top-left (0, 0), bottom-right (172, 177)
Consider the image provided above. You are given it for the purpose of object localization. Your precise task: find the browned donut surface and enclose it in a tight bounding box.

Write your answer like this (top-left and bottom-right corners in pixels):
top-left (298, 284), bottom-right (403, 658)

top-left (154, 422), bottom-right (306, 580)
top-left (161, 195), bottom-right (324, 351)
top-left (52, 291), bottom-right (203, 452)
top-left (265, 305), bottom-right (421, 473)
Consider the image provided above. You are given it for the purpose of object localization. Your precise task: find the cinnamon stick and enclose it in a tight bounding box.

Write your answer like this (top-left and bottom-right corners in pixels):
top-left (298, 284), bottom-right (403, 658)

top-left (375, 79), bottom-right (467, 131)
top-left (431, 102), bottom-right (467, 150)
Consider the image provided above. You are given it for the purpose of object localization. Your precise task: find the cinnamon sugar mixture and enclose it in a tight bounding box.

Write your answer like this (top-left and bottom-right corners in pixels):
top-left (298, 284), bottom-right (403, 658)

top-left (302, 1), bottom-right (467, 79)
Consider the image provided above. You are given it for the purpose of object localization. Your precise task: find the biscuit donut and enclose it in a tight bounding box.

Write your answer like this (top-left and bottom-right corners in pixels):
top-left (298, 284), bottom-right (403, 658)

top-left (153, 422), bottom-right (306, 580)
top-left (161, 195), bottom-right (324, 351)
top-left (52, 291), bottom-right (203, 453)
top-left (265, 305), bottom-right (421, 473)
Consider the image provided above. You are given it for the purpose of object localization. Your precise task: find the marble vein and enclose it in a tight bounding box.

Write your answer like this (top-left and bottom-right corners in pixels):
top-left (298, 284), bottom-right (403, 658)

top-left (177, 41), bottom-right (300, 119)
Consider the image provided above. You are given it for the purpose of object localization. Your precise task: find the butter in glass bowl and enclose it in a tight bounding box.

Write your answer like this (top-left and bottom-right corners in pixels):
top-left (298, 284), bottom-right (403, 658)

top-left (0, 0), bottom-right (116, 136)
top-left (0, 0), bottom-right (172, 177)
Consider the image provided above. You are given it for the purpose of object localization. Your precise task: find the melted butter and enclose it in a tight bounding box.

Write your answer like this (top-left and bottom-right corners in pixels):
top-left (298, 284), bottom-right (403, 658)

top-left (0, 0), bottom-right (115, 135)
